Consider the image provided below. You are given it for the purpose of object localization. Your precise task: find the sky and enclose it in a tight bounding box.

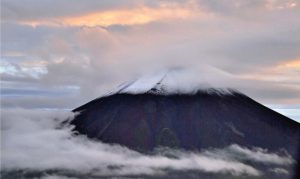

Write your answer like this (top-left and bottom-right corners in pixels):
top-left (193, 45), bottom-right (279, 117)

top-left (1, 0), bottom-right (300, 122)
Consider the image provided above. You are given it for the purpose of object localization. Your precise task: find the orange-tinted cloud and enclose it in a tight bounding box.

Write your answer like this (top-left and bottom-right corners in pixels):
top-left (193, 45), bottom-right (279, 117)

top-left (240, 59), bottom-right (300, 82)
top-left (21, 6), bottom-right (196, 27)
top-left (278, 59), bottom-right (300, 68)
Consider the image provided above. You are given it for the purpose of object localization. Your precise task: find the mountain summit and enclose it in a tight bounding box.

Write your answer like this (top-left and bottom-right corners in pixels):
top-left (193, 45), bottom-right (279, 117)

top-left (108, 67), bottom-right (234, 95)
top-left (71, 72), bottom-right (300, 178)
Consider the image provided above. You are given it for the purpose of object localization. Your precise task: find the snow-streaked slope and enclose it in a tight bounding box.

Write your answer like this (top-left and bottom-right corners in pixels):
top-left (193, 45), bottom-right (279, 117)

top-left (111, 66), bottom-right (235, 95)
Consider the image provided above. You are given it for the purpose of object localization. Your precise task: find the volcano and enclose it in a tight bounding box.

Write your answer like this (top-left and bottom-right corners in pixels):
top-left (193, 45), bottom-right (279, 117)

top-left (71, 72), bottom-right (300, 178)
top-left (72, 90), bottom-right (299, 153)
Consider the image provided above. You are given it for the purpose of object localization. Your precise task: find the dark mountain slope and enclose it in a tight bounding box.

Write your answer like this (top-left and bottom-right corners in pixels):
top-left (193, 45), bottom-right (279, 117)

top-left (71, 90), bottom-right (300, 158)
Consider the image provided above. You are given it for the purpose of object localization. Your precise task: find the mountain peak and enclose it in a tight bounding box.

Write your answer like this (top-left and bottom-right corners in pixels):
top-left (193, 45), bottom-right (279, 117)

top-left (111, 67), bottom-right (235, 96)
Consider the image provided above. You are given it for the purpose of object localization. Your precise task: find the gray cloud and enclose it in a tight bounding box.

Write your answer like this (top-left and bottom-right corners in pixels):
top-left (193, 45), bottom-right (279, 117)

top-left (2, 0), bottom-right (151, 21)
top-left (269, 167), bottom-right (290, 175)
top-left (3, 0), bottom-right (299, 22)
top-left (197, 0), bottom-right (300, 16)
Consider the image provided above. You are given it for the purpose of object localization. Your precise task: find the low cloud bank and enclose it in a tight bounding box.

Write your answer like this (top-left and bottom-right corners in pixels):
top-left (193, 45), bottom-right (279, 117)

top-left (202, 144), bottom-right (294, 166)
top-left (0, 109), bottom-right (294, 177)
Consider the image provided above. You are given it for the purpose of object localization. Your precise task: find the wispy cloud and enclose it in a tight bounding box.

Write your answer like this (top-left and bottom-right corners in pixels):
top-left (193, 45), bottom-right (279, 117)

top-left (20, 6), bottom-right (196, 27)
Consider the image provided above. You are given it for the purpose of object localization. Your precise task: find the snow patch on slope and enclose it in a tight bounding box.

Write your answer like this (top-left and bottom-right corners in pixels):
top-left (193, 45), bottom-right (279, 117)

top-left (112, 66), bottom-right (236, 95)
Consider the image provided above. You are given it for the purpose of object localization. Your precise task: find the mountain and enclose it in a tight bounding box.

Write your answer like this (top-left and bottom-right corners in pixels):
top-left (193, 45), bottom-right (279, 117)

top-left (72, 90), bottom-right (299, 153)
top-left (71, 72), bottom-right (300, 178)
